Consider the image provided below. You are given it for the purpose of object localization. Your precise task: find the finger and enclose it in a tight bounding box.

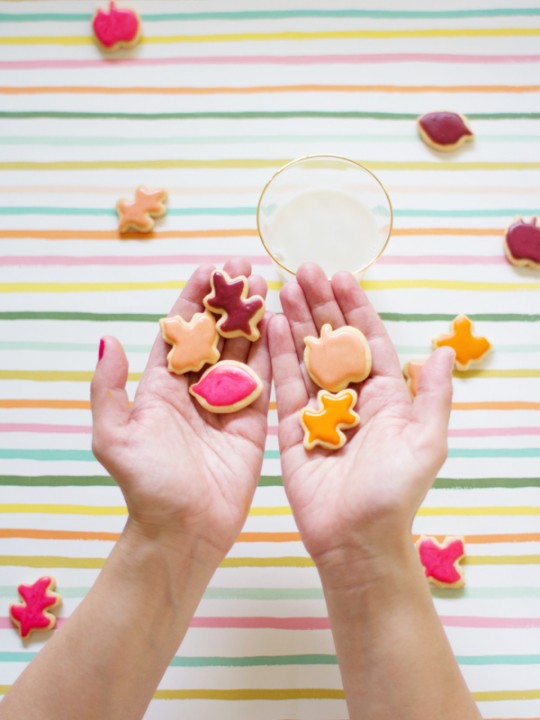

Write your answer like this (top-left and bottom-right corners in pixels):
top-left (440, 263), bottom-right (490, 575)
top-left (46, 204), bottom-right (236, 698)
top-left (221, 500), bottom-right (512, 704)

top-left (244, 314), bottom-right (273, 417)
top-left (220, 272), bottom-right (267, 363)
top-left (331, 271), bottom-right (403, 379)
top-left (279, 280), bottom-right (317, 362)
top-left (91, 336), bottom-right (130, 463)
top-left (412, 347), bottom-right (455, 451)
top-left (296, 263), bottom-right (346, 333)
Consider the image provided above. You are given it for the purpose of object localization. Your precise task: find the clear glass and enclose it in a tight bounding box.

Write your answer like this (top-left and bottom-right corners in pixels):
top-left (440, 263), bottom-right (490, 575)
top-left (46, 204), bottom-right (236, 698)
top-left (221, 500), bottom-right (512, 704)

top-left (256, 155), bottom-right (393, 278)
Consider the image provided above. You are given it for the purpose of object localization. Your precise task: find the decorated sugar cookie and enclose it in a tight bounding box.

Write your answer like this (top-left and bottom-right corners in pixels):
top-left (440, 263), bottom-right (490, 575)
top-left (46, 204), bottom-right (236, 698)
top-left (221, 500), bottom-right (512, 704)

top-left (300, 389), bottom-right (359, 451)
top-left (417, 111), bottom-right (473, 151)
top-left (10, 576), bottom-right (62, 639)
top-left (504, 217), bottom-right (540, 269)
top-left (203, 270), bottom-right (265, 341)
top-left (116, 186), bottom-right (167, 233)
top-left (189, 360), bottom-right (262, 414)
top-left (403, 359), bottom-right (426, 397)
top-left (432, 315), bottom-right (491, 371)
top-left (92, 1), bottom-right (141, 52)
top-left (304, 324), bottom-right (371, 393)
top-left (159, 312), bottom-right (220, 375)
top-left (416, 536), bottom-right (465, 589)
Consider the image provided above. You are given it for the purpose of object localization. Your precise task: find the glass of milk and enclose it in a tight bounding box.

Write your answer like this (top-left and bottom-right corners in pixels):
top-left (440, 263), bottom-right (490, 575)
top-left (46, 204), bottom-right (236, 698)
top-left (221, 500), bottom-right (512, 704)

top-left (256, 155), bottom-right (393, 278)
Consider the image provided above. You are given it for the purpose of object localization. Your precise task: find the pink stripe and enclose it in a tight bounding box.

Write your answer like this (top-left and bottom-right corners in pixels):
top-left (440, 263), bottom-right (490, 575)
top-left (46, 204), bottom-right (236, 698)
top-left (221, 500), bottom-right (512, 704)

top-left (448, 427), bottom-right (540, 437)
top-left (440, 616), bottom-right (540, 629)
top-left (0, 255), bottom-right (272, 267)
top-left (378, 255), bottom-right (506, 265)
top-left (2, 53), bottom-right (540, 71)
top-left (0, 423), bottom-right (91, 434)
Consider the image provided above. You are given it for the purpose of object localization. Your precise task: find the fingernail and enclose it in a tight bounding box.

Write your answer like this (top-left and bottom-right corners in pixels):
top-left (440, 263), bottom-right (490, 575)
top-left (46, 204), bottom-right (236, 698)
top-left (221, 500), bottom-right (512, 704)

top-left (98, 338), bottom-right (105, 361)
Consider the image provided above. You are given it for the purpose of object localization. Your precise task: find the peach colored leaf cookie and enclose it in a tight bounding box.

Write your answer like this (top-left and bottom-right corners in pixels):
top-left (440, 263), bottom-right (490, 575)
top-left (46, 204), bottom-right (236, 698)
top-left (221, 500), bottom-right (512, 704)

top-left (10, 576), bottom-right (62, 639)
top-left (159, 311), bottom-right (220, 375)
top-left (504, 217), bottom-right (540, 269)
top-left (433, 315), bottom-right (491, 371)
top-left (304, 324), bottom-right (372, 393)
top-left (300, 389), bottom-right (359, 451)
top-left (403, 359), bottom-right (426, 397)
top-left (116, 186), bottom-right (167, 234)
top-left (92, 1), bottom-right (141, 52)
top-left (203, 270), bottom-right (265, 341)
top-left (416, 536), bottom-right (465, 589)
top-left (189, 360), bottom-right (262, 414)
top-left (417, 111), bottom-right (473, 151)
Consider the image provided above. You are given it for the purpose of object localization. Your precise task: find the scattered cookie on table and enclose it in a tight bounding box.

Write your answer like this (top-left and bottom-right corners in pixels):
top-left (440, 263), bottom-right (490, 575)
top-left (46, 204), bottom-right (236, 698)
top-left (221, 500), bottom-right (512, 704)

top-left (403, 359), bottom-right (426, 397)
top-left (417, 111), bottom-right (473, 152)
top-left (159, 312), bottom-right (220, 375)
top-left (10, 576), bottom-right (62, 639)
top-left (116, 186), bottom-right (167, 234)
top-left (300, 389), bottom-right (359, 451)
top-left (304, 324), bottom-right (371, 393)
top-left (432, 315), bottom-right (491, 371)
top-left (189, 360), bottom-right (262, 414)
top-left (92, 1), bottom-right (141, 52)
top-left (203, 270), bottom-right (265, 342)
top-left (416, 536), bottom-right (466, 589)
top-left (504, 217), bottom-right (540, 269)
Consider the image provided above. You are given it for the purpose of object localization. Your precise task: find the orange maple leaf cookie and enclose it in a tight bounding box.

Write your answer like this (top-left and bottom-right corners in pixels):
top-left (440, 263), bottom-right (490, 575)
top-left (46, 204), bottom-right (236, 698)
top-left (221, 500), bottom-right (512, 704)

top-left (116, 186), bottom-right (168, 233)
top-left (402, 359), bottom-right (426, 397)
top-left (304, 324), bottom-right (371, 393)
top-left (159, 311), bottom-right (220, 375)
top-left (432, 315), bottom-right (491, 371)
top-left (10, 576), bottom-right (62, 639)
top-left (416, 536), bottom-right (465, 589)
top-left (300, 389), bottom-right (359, 451)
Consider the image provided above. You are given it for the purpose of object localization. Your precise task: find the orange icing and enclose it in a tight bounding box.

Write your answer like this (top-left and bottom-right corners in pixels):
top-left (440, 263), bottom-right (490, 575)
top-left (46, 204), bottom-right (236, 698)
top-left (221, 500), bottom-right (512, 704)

top-left (304, 324), bottom-right (371, 392)
top-left (300, 389), bottom-right (359, 451)
top-left (116, 186), bottom-right (167, 233)
top-left (160, 311), bottom-right (220, 374)
top-left (403, 359), bottom-right (425, 397)
top-left (433, 315), bottom-right (491, 370)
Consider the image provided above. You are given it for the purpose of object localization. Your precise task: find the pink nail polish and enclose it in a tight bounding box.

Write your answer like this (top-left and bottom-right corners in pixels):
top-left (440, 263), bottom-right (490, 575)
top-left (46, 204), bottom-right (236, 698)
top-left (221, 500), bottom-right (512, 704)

top-left (98, 338), bottom-right (105, 361)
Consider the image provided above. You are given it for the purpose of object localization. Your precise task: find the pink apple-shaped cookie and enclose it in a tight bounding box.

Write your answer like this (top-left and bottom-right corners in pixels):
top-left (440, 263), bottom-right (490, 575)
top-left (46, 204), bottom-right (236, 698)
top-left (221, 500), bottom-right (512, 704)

top-left (504, 217), bottom-right (540, 269)
top-left (92, 1), bottom-right (141, 51)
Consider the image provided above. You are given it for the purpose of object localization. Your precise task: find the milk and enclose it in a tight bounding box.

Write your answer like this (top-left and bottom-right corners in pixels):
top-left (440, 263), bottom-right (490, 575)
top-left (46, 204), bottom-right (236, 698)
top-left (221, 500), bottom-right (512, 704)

top-left (266, 188), bottom-right (381, 277)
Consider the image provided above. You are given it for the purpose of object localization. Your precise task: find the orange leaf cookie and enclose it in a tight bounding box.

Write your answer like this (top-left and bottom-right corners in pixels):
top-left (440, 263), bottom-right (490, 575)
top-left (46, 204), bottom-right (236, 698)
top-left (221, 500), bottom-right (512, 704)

top-left (203, 269), bottom-right (265, 341)
top-left (300, 389), bottom-right (359, 451)
top-left (432, 315), bottom-right (491, 371)
top-left (116, 186), bottom-right (167, 233)
top-left (416, 536), bottom-right (465, 589)
top-left (304, 324), bottom-right (371, 393)
top-left (403, 359), bottom-right (426, 397)
top-left (504, 217), bottom-right (540, 269)
top-left (417, 111), bottom-right (474, 152)
top-left (159, 311), bottom-right (220, 375)
top-left (10, 576), bottom-right (62, 639)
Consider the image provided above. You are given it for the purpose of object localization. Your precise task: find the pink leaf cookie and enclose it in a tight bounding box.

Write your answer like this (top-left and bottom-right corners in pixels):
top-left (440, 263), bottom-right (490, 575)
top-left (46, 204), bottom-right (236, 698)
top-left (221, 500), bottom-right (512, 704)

top-left (116, 186), bottom-right (167, 234)
top-left (416, 536), bottom-right (465, 589)
top-left (189, 360), bottom-right (262, 414)
top-left (10, 576), bottom-right (62, 639)
top-left (92, 1), bottom-right (141, 52)
top-left (504, 217), bottom-right (540, 269)
top-left (203, 270), bottom-right (265, 341)
top-left (417, 111), bottom-right (473, 152)
top-left (304, 324), bottom-right (371, 393)
top-left (300, 389), bottom-right (360, 451)
top-left (159, 312), bottom-right (220, 375)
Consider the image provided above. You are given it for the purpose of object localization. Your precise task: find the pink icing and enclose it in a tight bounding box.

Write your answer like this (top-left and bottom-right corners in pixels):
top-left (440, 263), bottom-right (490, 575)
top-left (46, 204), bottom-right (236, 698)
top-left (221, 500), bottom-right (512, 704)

top-left (419, 112), bottom-right (472, 146)
top-left (418, 538), bottom-right (465, 585)
top-left (506, 217), bottom-right (540, 264)
top-left (191, 363), bottom-right (258, 407)
top-left (92, 2), bottom-right (139, 48)
top-left (10, 576), bottom-right (59, 638)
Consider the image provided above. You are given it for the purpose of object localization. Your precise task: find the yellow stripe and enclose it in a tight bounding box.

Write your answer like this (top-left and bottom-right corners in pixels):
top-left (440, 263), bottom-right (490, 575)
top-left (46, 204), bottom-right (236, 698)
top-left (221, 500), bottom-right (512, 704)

top-left (473, 689), bottom-right (540, 701)
top-left (0, 504), bottom-right (127, 515)
top-left (0, 370), bottom-right (142, 382)
top-left (0, 556), bottom-right (106, 569)
top-left (464, 555), bottom-right (540, 565)
top-left (249, 506), bottom-right (293, 516)
top-left (456, 369), bottom-right (540, 379)
top-left (361, 280), bottom-right (540, 292)
top-left (0, 281), bottom-right (283, 293)
top-left (221, 557), bottom-right (313, 568)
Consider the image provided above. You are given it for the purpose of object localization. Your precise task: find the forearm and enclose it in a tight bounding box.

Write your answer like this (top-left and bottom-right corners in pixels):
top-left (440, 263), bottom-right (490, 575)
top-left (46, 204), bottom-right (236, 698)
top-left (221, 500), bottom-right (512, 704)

top-left (318, 541), bottom-right (482, 720)
top-left (1, 520), bottom-right (219, 720)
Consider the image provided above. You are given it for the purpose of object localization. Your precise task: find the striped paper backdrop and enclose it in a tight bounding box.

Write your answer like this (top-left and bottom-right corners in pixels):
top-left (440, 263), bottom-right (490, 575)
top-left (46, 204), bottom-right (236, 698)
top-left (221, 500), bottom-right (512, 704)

top-left (1, 1), bottom-right (539, 718)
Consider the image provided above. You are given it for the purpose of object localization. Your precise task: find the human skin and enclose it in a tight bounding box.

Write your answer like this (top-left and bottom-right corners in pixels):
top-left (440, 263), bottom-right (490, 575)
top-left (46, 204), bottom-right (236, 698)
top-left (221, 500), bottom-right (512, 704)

top-left (268, 263), bottom-right (482, 720)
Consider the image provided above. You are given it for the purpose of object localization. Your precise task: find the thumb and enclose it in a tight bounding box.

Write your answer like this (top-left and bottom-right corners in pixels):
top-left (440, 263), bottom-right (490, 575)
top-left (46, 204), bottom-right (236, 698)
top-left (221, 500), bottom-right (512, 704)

top-left (411, 347), bottom-right (455, 453)
top-left (91, 336), bottom-right (130, 462)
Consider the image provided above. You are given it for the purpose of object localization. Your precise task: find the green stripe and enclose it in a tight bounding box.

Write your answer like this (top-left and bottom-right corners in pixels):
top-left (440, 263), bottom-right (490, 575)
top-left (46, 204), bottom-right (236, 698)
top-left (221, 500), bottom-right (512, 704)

top-left (434, 477), bottom-right (540, 489)
top-left (448, 448), bottom-right (540, 458)
top-left (1, 111), bottom-right (539, 121)
top-left (0, 475), bottom-right (114, 486)
top-left (0, 450), bottom-right (95, 461)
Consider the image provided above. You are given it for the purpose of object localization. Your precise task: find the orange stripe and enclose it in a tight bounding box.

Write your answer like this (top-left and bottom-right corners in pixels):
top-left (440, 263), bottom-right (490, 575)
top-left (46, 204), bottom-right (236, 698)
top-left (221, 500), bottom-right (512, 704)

top-left (0, 229), bottom-right (257, 241)
top-left (0, 399), bottom-right (91, 409)
top-left (2, 84), bottom-right (540, 95)
top-left (452, 401), bottom-right (540, 410)
top-left (0, 528), bottom-right (119, 541)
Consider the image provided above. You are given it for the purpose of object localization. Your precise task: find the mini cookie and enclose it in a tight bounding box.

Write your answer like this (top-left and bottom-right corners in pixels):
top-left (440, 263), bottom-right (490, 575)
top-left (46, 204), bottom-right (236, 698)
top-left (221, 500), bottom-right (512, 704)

top-left (417, 111), bottom-right (473, 151)
top-left (189, 360), bottom-right (262, 414)
top-left (416, 536), bottom-right (465, 589)
top-left (159, 311), bottom-right (220, 375)
top-left (10, 576), bottom-right (62, 639)
top-left (504, 217), bottom-right (540, 269)
top-left (304, 324), bottom-right (371, 393)
top-left (203, 270), bottom-right (265, 342)
top-left (92, 1), bottom-right (141, 52)
top-left (403, 359), bottom-right (426, 397)
top-left (433, 315), bottom-right (491, 371)
top-left (116, 186), bottom-right (167, 234)
top-left (300, 389), bottom-right (359, 451)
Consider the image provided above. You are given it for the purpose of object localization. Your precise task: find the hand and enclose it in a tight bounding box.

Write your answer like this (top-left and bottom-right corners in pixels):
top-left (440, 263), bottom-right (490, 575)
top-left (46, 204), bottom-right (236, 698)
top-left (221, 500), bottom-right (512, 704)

top-left (268, 264), bottom-right (455, 576)
top-left (91, 259), bottom-right (272, 564)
